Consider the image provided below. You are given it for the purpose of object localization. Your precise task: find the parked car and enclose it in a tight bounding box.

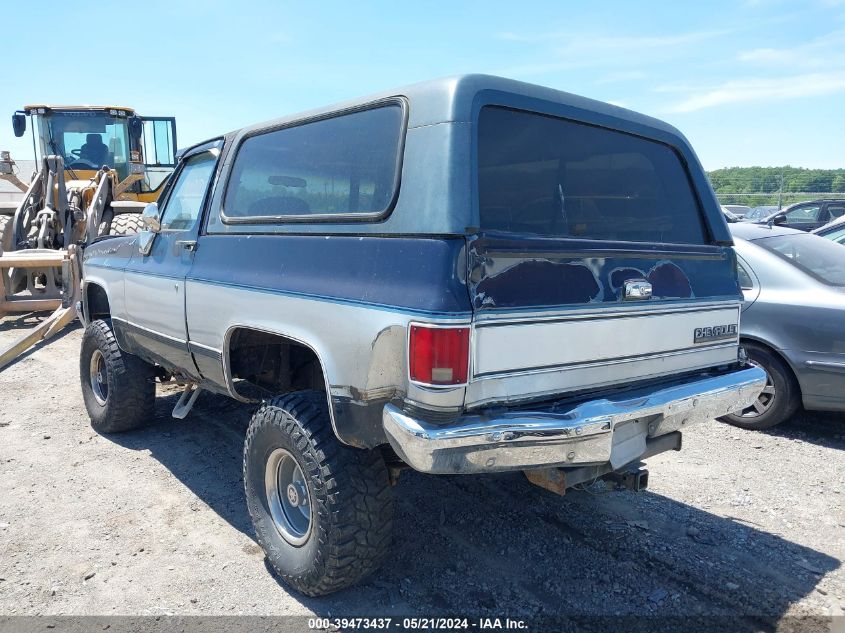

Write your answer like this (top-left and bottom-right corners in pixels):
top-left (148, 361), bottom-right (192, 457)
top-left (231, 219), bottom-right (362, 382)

top-left (77, 74), bottom-right (764, 595)
top-left (723, 204), bottom-right (752, 219)
top-left (722, 206), bottom-right (740, 222)
top-left (726, 222), bottom-right (845, 429)
top-left (756, 199), bottom-right (845, 231)
top-left (812, 214), bottom-right (845, 241)
top-left (744, 205), bottom-right (779, 221)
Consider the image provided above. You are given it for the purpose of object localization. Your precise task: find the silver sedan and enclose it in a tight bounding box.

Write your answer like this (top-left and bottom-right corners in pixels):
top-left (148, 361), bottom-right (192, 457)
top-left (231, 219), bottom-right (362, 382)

top-left (725, 222), bottom-right (845, 429)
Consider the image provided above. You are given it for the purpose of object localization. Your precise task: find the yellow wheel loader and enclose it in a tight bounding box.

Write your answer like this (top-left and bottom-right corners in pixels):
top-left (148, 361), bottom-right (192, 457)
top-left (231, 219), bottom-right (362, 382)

top-left (0, 105), bottom-right (177, 369)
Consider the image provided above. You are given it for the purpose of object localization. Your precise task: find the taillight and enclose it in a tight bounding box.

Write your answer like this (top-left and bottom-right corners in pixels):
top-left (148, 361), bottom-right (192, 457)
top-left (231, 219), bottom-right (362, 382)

top-left (408, 325), bottom-right (470, 386)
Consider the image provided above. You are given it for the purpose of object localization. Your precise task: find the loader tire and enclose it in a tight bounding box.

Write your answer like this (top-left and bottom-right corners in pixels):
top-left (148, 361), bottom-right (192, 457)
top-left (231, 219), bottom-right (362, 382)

top-left (108, 213), bottom-right (145, 236)
top-left (80, 319), bottom-right (156, 433)
top-left (0, 214), bottom-right (12, 253)
top-left (243, 390), bottom-right (393, 596)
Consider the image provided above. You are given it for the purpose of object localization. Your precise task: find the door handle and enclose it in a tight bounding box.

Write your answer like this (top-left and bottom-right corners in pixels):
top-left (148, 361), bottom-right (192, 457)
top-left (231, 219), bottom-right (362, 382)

top-left (176, 240), bottom-right (198, 252)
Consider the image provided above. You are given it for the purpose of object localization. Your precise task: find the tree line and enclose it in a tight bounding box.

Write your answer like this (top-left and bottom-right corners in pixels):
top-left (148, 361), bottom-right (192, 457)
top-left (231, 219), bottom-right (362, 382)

top-left (708, 166), bottom-right (845, 194)
top-left (707, 166), bottom-right (845, 207)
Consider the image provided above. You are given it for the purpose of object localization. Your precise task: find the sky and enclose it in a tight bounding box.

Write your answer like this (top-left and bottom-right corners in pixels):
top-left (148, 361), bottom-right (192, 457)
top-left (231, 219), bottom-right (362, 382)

top-left (2, 0), bottom-right (844, 170)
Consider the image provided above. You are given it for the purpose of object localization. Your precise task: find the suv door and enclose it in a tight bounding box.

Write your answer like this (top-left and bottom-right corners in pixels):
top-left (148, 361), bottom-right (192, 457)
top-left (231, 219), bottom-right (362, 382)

top-left (140, 116), bottom-right (178, 193)
top-left (121, 141), bottom-right (221, 373)
top-left (781, 203), bottom-right (823, 231)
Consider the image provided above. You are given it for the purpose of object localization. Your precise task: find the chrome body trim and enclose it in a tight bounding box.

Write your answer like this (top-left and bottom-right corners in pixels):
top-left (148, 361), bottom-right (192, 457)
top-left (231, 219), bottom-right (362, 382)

top-left (804, 360), bottom-right (845, 372)
top-left (383, 365), bottom-right (766, 474)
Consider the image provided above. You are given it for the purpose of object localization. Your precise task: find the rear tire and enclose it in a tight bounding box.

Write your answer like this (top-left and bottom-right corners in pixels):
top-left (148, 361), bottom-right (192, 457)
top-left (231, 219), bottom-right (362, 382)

top-left (720, 342), bottom-right (800, 430)
top-left (243, 390), bottom-right (393, 596)
top-left (80, 319), bottom-right (156, 433)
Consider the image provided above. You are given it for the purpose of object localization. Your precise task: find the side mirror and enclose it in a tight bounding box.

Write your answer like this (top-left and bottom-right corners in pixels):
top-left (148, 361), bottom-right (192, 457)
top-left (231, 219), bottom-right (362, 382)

top-left (772, 213), bottom-right (787, 225)
top-left (128, 116), bottom-right (143, 142)
top-left (12, 113), bottom-right (26, 138)
top-left (141, 203), bottom-right (161, 233)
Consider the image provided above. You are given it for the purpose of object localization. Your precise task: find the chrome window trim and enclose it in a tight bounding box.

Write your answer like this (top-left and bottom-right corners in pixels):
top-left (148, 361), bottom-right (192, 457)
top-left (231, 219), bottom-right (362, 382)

top-left (218, 97), bottom-right (408, 226)
top-left (472, 301), bottom-right (742, 327)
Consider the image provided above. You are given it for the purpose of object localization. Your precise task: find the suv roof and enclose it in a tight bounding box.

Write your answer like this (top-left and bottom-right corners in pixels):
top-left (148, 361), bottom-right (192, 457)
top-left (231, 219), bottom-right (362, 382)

top-left (193, 74), bottom-right (726, 240)
top-left (223, 74), bottom-right (685, 141)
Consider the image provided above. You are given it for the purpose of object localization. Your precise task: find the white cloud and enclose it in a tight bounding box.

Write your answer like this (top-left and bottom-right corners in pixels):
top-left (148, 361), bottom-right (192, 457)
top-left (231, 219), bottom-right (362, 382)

top-left (665, 72), bottom-right (845, 112)
top-left (738, 47), bottom-right (796, 63)
top-left (595, 70), bottom-right (647, 84)
top-left (495, 29), bottom-right (730, 76)
top-left (737, 27), bottom-right (845, 68)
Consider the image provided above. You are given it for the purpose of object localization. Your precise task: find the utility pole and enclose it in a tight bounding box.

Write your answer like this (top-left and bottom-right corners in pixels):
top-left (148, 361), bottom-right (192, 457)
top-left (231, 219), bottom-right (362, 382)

top-left (778, 168), bottom-right (784, 210)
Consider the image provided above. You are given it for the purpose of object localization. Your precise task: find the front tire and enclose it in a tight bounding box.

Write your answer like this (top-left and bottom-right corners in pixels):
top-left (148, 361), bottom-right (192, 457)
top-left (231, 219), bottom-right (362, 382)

top-left (79, 319), bottom-right (156, 433)
top-left (721, 342), bottom-right (800, 430)
top-left (0, 214), bottom-right (12, 253)
top-left (108, 213), bottom-right (145, 236)
top-left (243, 390), bottom-right (393, 596)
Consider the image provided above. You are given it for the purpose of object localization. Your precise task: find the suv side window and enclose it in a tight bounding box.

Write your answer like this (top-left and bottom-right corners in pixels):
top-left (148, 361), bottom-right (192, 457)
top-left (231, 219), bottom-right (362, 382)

top-left (159, 150), bottom-right (219, 231)
top-left (222, 103), bottom-right (404, 222)
top-left (826, 204), bottom-right (845, 219)
top-left (784, 204), bottom-right (821, 224)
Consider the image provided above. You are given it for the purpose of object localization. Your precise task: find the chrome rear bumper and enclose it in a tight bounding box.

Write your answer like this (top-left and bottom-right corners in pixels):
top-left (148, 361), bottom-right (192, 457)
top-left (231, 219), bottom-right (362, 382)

top-left (383, 366), bottom-right (766, 474)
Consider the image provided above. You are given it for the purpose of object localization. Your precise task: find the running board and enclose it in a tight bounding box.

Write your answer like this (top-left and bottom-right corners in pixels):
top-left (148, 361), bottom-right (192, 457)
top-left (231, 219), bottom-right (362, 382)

top-left (172, 383), bottom-right (202, 419)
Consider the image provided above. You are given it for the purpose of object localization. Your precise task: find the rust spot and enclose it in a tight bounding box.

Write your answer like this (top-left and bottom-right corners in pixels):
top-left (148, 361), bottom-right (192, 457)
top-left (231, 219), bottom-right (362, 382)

top-left (524, 468), bottom-right (567, 496)
top-left (474, 260), bottom-right (600, 308)
top-left (647, 261), bottom-right (693, 298)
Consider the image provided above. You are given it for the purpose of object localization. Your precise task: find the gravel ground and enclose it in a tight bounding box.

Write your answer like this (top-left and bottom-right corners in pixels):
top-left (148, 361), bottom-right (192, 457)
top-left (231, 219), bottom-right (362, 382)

top-left (0, 316), bottom-right (843, 629)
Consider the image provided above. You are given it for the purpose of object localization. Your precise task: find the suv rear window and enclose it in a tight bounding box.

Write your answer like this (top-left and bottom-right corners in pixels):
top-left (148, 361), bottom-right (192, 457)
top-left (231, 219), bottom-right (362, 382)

top-left (477, 106), bottom-right (706, 244)
top-left (222, 103), bottom-right (403, 222)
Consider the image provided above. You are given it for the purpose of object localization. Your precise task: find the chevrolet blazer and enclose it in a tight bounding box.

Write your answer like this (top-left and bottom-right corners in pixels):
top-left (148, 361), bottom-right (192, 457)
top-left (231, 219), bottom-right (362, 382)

top-left (77, 75), bottom-right (765, 595)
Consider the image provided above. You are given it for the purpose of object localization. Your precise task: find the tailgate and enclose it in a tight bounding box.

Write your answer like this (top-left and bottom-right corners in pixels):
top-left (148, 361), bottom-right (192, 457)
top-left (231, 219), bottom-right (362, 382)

top-left (464, 234), bottom-right (742, 408)
top-left (467, 105), bottom-right (742, 409)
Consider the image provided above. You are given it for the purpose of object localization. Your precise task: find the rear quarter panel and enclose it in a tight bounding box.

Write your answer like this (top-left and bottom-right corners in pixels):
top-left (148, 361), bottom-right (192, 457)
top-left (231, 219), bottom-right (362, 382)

top-left (185, 234), bottom-right (472, 447)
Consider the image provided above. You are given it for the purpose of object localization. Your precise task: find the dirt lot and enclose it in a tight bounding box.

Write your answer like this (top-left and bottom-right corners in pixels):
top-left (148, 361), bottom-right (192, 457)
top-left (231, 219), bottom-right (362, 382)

top-left (1, 316), bottom-right (843, 628)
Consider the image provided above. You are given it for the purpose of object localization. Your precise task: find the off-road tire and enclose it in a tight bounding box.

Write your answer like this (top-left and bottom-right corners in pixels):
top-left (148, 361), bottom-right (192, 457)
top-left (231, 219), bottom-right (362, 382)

top-left (243, 390), bottom-right (393, 596)
top-left (107, 213), bottom-right (145, 236)
top-left (80, 319), bottom-right (156, 433)
top-left (720, 342), bottom-right (800, 430)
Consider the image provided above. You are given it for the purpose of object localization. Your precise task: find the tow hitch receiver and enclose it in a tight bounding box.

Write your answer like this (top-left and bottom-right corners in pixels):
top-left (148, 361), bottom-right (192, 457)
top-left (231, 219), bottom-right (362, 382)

top-left (603, 466), bottom-right (649, 492)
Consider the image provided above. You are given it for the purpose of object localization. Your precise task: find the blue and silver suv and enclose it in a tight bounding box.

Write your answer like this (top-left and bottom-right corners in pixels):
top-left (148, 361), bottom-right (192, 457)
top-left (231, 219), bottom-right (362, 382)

top-left (78, 75), bottom-right (765, 595)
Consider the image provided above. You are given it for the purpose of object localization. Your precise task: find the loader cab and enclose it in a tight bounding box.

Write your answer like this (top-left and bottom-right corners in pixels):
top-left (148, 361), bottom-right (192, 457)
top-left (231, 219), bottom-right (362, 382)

top-left (13, 105), bottom-right (177, 197)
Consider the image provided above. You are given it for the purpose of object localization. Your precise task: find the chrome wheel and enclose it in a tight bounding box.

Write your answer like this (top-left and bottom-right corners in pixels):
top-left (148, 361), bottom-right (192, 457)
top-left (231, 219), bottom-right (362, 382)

top-left (737, 361), bottom-right (776, 418)
top-left (264, 448), bottom-right (311, 546)
top-left (89, 349), bottom-right (108, 406)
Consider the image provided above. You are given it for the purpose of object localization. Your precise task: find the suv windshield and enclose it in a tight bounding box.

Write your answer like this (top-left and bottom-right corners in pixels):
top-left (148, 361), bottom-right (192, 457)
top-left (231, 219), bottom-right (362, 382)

top-left (477, 106), bottom-right (706, 244)
top-left (36, 111), bottom-right (130, 180)
top-left (759, 233), bottom-right (845, 286)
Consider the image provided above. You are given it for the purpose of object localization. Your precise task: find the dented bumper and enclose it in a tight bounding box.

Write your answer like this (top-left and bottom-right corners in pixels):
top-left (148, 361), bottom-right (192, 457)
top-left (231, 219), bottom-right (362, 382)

top-left (383, 365), bottom-right (766, 474)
